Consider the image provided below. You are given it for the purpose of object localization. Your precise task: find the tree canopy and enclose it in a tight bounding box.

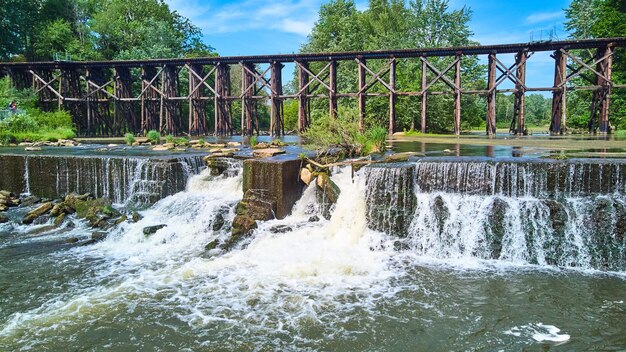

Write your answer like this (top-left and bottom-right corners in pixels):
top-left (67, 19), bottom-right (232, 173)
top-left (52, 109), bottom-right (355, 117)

top-left (0, 0), bottom-right (214, 61)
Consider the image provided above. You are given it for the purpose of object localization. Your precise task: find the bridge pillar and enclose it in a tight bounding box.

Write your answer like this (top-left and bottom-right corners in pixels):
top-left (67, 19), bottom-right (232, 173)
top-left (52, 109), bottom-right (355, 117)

top-left (188, 64), bottom-right (207, 136)
top-left (421, 58), bottom-right (427, 133)
top-left (590, 45), bottom-right (613, 133)
top-left (454, 54), bottom-right (461, 135)
top-left (141, 66), bottom-right (160, 133)
top-left (389, 58), bottom-right (396, 134)
top-left (486, 53), bottom-right (497, 135)
top-left (114, 67), bottom-right (137, 134)
top-left (329, 60), bottom-right (337, 119)
top-left (31, 68), bottom-right (57, 112)
top-left (270, 61), bottom-right (284, 137)
top-left (85, 67), bottom-right (113, 136)
top-left (214, 63), bottom-right (232, 136)
top-left (241, 62), bottom-right (256, 136)
top-left (7, 67), bottom-right (30, 90)
top-left (162, 65), bottom-right (182, 135)
top-left (357, 57), bottom-right (366, 130)
top-left (297, 61), bottom-right (310, 132)
top-left (550, 50), bottom-right (567, 134)
top-left (512, 50), bottom-right (528, 135)
top-left (60, 67), bottom-right (85, 135)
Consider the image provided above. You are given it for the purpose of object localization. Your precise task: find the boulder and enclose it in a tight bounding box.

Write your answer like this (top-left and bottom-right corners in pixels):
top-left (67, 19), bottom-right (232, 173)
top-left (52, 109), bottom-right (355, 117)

top-left (19, 195), bottom-right (40, 208)
top-left (0, 190), bottom-right (14, 198)
top-left (300, 168), bottom-right (314, 185)
top-left (227, 141), bottom-right (241, 147)
top-left (0, 204), bottom-right (7, 212)
top-left (315, 172), bottom-right (341, 219)
top-left (24, 147), bottom-right (42, 151)
top-left (54, 213), bottom-right (66, 227)
top-left (205, 239), bottom-right (220, 251)
top-left (132, 211), bottom-right (142, 223)
top-left (65, 237), bottom-right (79, 244)
top-left (253, 148), bottom-right (285, 158)
top-left (252, 142), bottom-right (270, 149)
top-left (143, 224), bottom-right (167, 237)
top-left (22, 202), bottom-right (54, 224)
top-left (0, 213), bottom-right (8, 223)
top-left (205, 158), bottom-right (231, 176)
top-left (269, 225), bottom-right (292, 234)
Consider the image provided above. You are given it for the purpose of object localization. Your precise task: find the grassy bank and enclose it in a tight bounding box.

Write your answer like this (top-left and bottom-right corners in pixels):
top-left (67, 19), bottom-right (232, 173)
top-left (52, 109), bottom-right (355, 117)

top-left (0, 78), bottom-right (75, 145)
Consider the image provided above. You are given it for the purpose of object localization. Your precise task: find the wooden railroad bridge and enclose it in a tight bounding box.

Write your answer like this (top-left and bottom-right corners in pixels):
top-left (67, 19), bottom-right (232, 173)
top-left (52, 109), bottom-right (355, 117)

top-left (1, 37), bottom-right (625, 137)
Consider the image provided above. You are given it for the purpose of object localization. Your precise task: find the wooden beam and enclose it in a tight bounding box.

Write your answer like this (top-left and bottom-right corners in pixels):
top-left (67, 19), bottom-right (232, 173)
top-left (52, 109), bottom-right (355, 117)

top-left (329, 60), bottom-right (337, 119)
top-left (389, 58), bottom-right (396, 134)
top-left (270, 61), bottom-right (284, 137)
top-left (486, 53), bottom-right (497, 135)
top-left (357, 57), bottom-right (366, 130)
top-left (421, 58), bottom-right (427, 133)
top-left (550, 50), bottom-right (567, 134)
top-left (297, 61), bottom-right (310, 132)
top-left (454, 54), bottom-right (461, 135)
top-left (511, 50), bottom-right (527, 135)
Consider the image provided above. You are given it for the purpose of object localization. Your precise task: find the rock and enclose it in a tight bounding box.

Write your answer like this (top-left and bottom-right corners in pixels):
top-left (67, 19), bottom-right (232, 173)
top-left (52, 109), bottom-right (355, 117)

top-left (152, 145), bottom-right (170, 151)
top-left (91, 231), bottom-right (107, 242)
top-left (0, 190), bottom-right (14, 198)
top-left (231, 215), bottom-right (257, 238)
top-left (65, 237), bottom-right (79, 244)
top-left (58, 139), bottom-right (78, 147)
top-left (0, 204), bottom-right (7, 212)
top-left (384, 152), bottom-right (421, 162)
top-left (143, 224), bottom-right (167, 237)
top-left (54, 213), bottom-right (66, 227)
top-left (107, 144), bottom-right (117, 147)
top-left (270, 140), bottom-right (287, 147)
top-left (114, 214), bottom-right (127, 225)
top-left (18, 142), bottom-right (33, 146)
top-left (204, 239), bottom-right (220, 251)
top-left (269, 225), bottom-right (292, 234)
top-left (132, 211), bottom-right (142, 223)
top-left (0, 213), bottom-right (8, 223)
top-left (308, 215), bottom-right (320, 222)
top-left (315, 173), bottom-right (341, 219)
top-left (49, 203), bottom-right (69, 217)
top-left (24, 147), bottom-right (42, 151)
top-left (206, 151), bottom-right (235, 158)
top-left (22, 202), bottom-right (54, 224)
top-left (212, 213), bottom-right (225, 231)
top-left (227, 141), bottom-right (241, 147)
top-left (252, 142), bottom-right (270, 149)
top-left (253, 148), bottom-right (285, 158)
top-left (19, 195), bottom-right (41, 208)
top-left (300, 168), bottom-right (314, 185)
top-left (205, 158), bottom-right (231, 176)
top-left (206, 143), bottom-right (226, 148)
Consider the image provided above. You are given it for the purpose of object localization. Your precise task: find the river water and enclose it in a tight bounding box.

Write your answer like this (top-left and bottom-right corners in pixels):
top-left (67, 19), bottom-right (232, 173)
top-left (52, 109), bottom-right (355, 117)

top-left (0, 160), bottom-right (625, 351)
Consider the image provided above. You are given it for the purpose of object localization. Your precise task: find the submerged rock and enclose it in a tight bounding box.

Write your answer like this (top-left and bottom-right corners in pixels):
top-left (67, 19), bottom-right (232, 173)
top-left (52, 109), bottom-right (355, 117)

top-left (269, 225), bottom-right (293, 234)
top-left (143, 224), bottom-right (167, 237)
top-left (204, 239), bottom-right (220, 251)
top-left (19, 195), bottom-right (40, 208)
top-left (0, 213), bottom-right (8, 223)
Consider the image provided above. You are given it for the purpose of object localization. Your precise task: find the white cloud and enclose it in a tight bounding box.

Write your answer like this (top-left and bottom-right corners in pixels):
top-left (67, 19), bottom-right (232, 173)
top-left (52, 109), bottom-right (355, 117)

top-left (166, 0), bottom-right (320, 37)
top-left (525, 11), bottom-right (564, 25)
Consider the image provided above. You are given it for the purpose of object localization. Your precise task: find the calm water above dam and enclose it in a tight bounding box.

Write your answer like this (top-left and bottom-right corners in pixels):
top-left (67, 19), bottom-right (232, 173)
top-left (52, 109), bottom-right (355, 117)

top-left (0, 143), bottom-right (625, 351)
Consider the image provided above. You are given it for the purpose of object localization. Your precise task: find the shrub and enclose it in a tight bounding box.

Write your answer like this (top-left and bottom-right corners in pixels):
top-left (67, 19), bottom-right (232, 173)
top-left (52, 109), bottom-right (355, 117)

top-left (124, 133), bottom-right (136, 145)
top-left (165, 134), bottom-right (175, 144)
top-left (174, 137), bottom-right (189, 146)
top-left (302, 108), bottom-right (387, 157)
top-left (250, 135), bottom-right (258, 146)
top-left (146, 130), bottom-right (160, 144)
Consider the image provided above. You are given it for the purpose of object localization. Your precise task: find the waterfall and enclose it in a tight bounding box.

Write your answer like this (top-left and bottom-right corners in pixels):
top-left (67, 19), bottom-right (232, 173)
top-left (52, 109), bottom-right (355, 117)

top-left (0, 154), bottom-right (206, 206)
top-left (364, 160), bottom-right (626, 271)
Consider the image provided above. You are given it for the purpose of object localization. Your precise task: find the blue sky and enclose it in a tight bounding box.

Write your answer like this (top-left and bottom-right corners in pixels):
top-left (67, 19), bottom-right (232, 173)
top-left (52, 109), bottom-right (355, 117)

top-left (165, 0), bottom-right (573, 89)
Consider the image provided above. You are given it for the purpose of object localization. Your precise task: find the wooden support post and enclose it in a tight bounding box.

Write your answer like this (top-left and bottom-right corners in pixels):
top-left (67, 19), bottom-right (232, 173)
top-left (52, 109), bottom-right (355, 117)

top-left (241, 63), bottom-right (255, 136)
top-left (389, 58), bottom-right (396, 134)
top-left (270, 61), bottom-right (284, 137)
top-left (297, 61), bottom-right (310, 132)
top-left (512, 50), bottom-right (527, 135)
top-left (162, 65), bottom-right (181, 135)
top-left (214, 63), bottom-right (232, 136)
top-left (591, 45), bottom-right (613, 133)
top-left (85, 69), bottom-right (91, 135)
top-left (453, 55), bottom-right (461, 135)
top-left (357, 57), bottom-right (366, 130)
top-left (188, 64), bottom-right (207, 135)
top-left (61, 68), bottom-right (85, 135)
top-left (486, 53), bottom-right (497, 135)
top-left (550, 50), bottom-right (566, 134)
top-left (421, 58), bottom-right (427, 133)
top-left (141, 66), bottom-right (160, 133)
top-left (329, 60), bottom-right (337, 119)
top-left (114, 67), bottom-right (136, 134)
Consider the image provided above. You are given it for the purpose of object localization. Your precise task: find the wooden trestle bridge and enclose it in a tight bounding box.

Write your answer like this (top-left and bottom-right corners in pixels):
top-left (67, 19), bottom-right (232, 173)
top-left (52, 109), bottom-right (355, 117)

top-left (1, 37), bottom-right (625, 137)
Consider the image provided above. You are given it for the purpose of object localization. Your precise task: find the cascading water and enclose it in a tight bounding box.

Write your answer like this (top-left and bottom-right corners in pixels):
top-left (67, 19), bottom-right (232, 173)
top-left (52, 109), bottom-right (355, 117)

top-left (364, 160), bottom-right (626, 270)
top-left (0, 159), bottom-right (625, 351)
top-left (0, 154), bottom-right (206, 206)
